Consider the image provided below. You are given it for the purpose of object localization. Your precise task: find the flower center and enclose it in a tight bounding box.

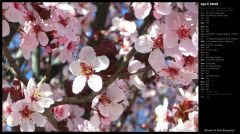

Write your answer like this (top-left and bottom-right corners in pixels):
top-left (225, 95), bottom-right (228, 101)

top-left (21, 106), bottom-right (33, 118)
top-left (68, 113), bottom-right (76, 119)
top-left (33, 25), bottom-right (42, 33)
top-left (54, 106), bottom-right (64, 117)
top-left (162, 67), bottom-right (179, 79)
top-left (80, 63), bottom-right (93, 78)
top-left (14, 2), bottom-right (21, 10)
top-left (30, 89), bottom-right (41, 102)
top-left (99, 94), bottom-right (111, 105)
top-left (152, 33), bottom-right (164, 49)
top-left (176, 25), bottom-right (191, 39)
top-left (26, 11), bottom-right (36, 22)
top-left (58, 15), bottom-right (68, 27)
top-left (183, 55), bottom-right (195, 67)
top-left (6, 106), bottom-right (12, 114)
top-left (67, 42), bottom-right (75, 51)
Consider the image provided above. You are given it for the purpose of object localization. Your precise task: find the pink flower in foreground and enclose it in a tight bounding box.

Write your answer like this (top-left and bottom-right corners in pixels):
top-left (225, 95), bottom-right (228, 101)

top-left (69, 46), bottom-right (110, 93)
top-left (131, 2), bottom-right (152, 20)
top-left (134, 20), bottom-right (169, 54)
top-left (148, 49), bottom-right (197, 85)
top-left (91, 83), bottom-right (126, 127)
top-left (165, 11), bottom-right (198, 57)
top-left (6, 100), bottom-right (46, 132)
top-left (23, 78), bottom-right (54, 113)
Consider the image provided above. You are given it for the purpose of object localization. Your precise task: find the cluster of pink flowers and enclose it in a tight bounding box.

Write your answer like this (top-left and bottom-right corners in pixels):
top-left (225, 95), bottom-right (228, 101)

top-left (2, 2), bottom-right (198, 132)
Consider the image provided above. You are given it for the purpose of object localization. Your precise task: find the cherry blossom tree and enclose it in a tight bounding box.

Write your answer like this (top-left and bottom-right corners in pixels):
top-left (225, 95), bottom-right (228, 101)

top-left (2, 2), bottom-right (198, 132)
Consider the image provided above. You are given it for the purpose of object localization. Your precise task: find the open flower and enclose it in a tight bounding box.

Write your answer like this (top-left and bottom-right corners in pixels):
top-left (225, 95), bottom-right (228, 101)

top-left (164, 11), bottom-right (198, 57)
top-left (69, 46), bottom-right (110, 94)
top-left (6, 100), bottom-right (46, 132)
top-left (91, 83), bottom-right (126, 127)
top-left (148, 49), bottom-right (197, 85)
top-left (23, 78), bottom-right (54, 113)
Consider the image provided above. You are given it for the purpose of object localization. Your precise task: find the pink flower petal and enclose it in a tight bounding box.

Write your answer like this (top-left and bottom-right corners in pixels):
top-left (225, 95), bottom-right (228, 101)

top-left (134, 34), bottom-right (153, 54)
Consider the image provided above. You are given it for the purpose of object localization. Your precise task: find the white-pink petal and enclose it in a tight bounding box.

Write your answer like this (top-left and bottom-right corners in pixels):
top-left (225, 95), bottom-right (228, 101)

top-left (72, 75), bottom-right (86, 94)
top-left (134, 34), bottom-right (153, 54)
top-left (30, 112), bottom-right (46, 127)
top-left (2, 19), bottom-right (10, 37)
top-left (37, 32), bottom-right (49, 46)
top-left (131, 2), bottom-right (152, 19)
top-left (94, 56), bottom-right (110, 72)
top-left (154, 2), bottom-right (172, 15)
top-left (69, 60), bottom-right (81, 76)
top-left (87, 75), bottom-right (102, 92)
top-left (20, 119), bottom-right (35, 132)
top-left (148, 49), bottom-right (167, 74)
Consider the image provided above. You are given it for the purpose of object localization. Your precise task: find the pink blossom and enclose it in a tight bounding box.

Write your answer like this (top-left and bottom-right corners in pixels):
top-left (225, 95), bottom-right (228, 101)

top-left (148, 49), bottom-right (197, 85)
top-left (53, 104), bottom-right (70, 121)
top-left (23, 78), bottom-right (54, 113)
top-left (165, 11), bottom-right (198, 57)
top-left (91, 83), bottom-right (126, 126)
top-left (66, 105), bottom-right (85, 131)
top-left (6, 100), bottom-right (46, 132)
top-left (69, 46), bottom-right (110, 93)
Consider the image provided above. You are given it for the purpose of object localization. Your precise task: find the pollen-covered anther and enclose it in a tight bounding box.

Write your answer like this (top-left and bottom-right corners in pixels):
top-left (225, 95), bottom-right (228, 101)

top-left (80, 63), bottom-right (93, 78)
top-left (20, 106), bottom-right (33, 118)
top-left (176, 25), bottom-right (191, 39)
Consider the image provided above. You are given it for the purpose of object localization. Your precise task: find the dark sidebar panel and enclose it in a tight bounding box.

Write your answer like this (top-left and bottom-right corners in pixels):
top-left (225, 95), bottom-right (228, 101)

top-left (199, 1), bottom-right (239, 133)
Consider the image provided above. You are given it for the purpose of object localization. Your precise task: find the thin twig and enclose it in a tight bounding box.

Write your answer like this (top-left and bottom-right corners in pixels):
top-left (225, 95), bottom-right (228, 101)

top-left (2, 39), bottom-right (28, 86)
